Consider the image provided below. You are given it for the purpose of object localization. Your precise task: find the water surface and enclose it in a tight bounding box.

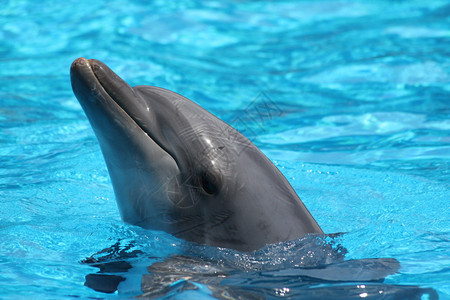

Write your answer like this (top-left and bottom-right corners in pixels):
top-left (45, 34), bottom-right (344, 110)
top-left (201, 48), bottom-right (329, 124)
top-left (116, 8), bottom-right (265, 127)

top-left (0, 0), bottom-right (449, 298)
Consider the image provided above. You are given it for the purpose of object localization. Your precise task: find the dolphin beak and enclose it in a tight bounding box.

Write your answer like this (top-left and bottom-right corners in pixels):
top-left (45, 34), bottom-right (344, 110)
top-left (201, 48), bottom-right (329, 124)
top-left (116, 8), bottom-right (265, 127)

top-left (70, 57), bottom-right (173, 162)
top-left (71, 58), bottom-right (145, 120)
top-left (71, 58), bottom-right (179, 165)
top-left (71, 58), bottom-right (180, 227)
top-left (70, 57), bottom-right (140, 147)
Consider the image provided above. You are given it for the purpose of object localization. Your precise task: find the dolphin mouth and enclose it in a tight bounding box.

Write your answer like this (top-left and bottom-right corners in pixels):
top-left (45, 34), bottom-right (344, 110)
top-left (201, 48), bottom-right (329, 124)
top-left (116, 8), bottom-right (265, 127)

top-left (71, 57), bottom-right (178, 167)
top-left (71, 57), bottom-right (144, 126)
top-left (71, 58), bottom-right (183, 229)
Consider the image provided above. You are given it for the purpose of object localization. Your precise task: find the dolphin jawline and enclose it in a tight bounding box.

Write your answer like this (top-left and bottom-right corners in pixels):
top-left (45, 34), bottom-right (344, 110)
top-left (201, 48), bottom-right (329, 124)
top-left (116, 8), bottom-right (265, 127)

top-left (70, 57), bottom-right (178, 167)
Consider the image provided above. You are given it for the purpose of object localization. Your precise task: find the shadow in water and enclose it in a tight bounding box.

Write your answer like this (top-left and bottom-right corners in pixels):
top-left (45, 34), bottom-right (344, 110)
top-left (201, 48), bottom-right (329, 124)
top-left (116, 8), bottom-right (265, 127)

top-left (81, 236), bottom-right (438, 299)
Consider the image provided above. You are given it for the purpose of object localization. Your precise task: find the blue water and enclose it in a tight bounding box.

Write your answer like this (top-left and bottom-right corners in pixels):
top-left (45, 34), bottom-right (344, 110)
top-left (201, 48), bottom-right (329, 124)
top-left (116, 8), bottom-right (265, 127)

top-left (1, 0), bottom-right (449, 298)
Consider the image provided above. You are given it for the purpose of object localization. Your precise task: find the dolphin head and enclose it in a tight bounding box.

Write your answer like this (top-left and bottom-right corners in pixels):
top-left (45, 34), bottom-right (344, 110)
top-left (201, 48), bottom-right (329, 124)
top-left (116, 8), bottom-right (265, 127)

top-left (71, 58), bottom-right (323, 251)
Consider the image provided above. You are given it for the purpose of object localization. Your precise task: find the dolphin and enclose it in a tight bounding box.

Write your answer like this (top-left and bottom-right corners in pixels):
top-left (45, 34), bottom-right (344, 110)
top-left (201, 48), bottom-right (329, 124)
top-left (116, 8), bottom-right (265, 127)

top-left (70, 58), bottom-right (323, 252)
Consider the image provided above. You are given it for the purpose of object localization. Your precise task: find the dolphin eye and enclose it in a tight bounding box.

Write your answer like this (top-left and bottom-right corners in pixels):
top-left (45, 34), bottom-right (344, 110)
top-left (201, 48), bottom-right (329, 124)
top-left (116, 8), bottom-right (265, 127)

top-left (200, 171), bottom-right (219, 195)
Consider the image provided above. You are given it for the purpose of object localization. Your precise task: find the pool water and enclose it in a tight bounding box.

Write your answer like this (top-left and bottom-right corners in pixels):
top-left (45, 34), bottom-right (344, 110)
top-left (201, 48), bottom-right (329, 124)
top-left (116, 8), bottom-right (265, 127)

top-left (1, 0), bottom-right (449, 298)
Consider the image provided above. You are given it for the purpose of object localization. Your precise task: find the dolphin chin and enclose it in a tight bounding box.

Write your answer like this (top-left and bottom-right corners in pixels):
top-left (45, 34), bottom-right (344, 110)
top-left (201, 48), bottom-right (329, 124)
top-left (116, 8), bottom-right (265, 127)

top-left (71, 57), bottom-right (323, 252)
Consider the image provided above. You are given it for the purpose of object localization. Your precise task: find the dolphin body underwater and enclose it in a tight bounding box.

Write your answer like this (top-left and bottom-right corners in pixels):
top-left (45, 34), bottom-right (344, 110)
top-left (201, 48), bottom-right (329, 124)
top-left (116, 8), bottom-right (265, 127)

top-left (71, 58), bottom-right (439, 299)
top-left (71, 57), bottom-right (323, 252)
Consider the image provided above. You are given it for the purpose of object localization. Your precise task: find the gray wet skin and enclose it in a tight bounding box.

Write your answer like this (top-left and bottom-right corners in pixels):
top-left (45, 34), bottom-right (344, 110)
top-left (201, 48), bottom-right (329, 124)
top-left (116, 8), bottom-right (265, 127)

top-left (70, 58), bottom-right (323, 252)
